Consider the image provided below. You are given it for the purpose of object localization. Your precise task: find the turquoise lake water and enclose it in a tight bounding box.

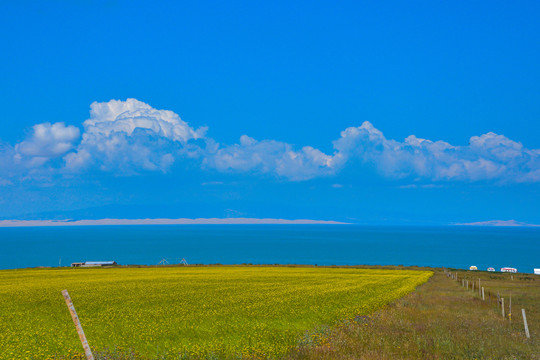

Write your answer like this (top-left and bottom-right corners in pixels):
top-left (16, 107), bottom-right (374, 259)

top-left (0, 225), bottom-right (539, 272)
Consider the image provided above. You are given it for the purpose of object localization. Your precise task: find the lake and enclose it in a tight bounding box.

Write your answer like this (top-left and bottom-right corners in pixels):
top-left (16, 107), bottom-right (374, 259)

top-left (1, 225), bottom-right (539, 272)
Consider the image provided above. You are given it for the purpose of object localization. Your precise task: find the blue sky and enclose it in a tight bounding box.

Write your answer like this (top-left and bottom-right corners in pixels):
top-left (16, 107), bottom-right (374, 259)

top-left (0, 0), bottom-right (539, 224)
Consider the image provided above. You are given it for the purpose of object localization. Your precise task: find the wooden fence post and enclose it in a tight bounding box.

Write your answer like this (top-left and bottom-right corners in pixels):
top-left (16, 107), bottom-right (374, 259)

top-left (509, 296), bottom-right (512, 324)
top-left (502, 298), bottom-right (505, 318)
top-left (522, 309), bottom-right (530, 339)
top-left (478, 278), bottom-right (481, 296)
top-left (482, 287), bottom-right (485, 301)
top-left (62, 290), bottom-right (95, 360)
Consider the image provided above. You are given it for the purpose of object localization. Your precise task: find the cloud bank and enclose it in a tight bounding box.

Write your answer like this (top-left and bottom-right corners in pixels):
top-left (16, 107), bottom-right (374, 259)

top-left (1, 98), bottom-right (539, 184)
top-left (333, 122), bottom-right (540, 182)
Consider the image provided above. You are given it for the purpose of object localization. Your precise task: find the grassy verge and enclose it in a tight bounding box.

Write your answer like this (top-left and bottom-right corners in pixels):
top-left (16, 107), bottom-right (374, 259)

top-left (287, 270), bottom-right (539, 359)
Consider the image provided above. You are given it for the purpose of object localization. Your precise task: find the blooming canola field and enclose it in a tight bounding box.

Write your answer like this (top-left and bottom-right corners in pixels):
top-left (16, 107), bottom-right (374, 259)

top-left (0, 266), bottom-right (432, 359)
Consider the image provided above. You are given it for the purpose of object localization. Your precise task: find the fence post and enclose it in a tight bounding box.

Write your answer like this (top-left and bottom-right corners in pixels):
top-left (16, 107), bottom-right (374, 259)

top-left (522, 309), bottom-right (530, 339)
top-left (62, 290), bottom-right (95, 360)
top-left (482, 287), bottom-right (485, 301)
top-left (502, 298), bottom-right (505, 318)
top-left (509, 296), bottom-right (512, 324)
top-left (478, 278), bottom-right (481, 296)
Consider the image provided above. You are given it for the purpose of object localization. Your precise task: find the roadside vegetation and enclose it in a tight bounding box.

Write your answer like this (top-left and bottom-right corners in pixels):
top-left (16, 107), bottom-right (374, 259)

top-left (0, 266), bottom-right (430, 359)
top-left (288, 270), bottom-right (539, 359)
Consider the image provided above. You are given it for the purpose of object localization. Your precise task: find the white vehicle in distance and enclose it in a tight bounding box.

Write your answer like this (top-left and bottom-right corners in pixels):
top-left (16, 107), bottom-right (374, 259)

top-left (500, 267), bottom-right (517, 273)
top-left (487, 267), bottom-right (495, 272)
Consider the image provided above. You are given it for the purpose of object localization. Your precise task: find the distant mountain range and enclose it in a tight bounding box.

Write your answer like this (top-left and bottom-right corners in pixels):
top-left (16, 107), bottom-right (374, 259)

top-left (0, 218), bottom-right (348, 227)
top-left (456, 220), bottom-right (540, 227)
top-left (2, 217), bottom-right (538, 227)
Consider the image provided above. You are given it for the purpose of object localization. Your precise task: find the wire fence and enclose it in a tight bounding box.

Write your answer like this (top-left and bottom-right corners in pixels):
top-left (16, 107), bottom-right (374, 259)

top-left (443, 269), bottom-right (531, 339)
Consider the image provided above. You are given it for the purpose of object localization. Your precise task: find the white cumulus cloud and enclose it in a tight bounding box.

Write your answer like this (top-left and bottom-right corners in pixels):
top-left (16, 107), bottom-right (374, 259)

top-left (204, 135), bottom-right (335, 180)
top-left (64, 98), bottom-right (207, 174)
top-left (16, 122), bottom-right (80, 162)
top-left (332, 121), bottom-right (540, 182)
top-left (84, 98), bottom-right (206, 142)
top-left (0, 98), bottom-right (538, 184)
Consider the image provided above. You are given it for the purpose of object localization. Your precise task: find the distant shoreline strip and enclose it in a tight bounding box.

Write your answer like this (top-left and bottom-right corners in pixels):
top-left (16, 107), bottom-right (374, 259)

top-left (454, 220), bottom-right (540, 227)
top-left (0, 218), bottom-right (349, 227)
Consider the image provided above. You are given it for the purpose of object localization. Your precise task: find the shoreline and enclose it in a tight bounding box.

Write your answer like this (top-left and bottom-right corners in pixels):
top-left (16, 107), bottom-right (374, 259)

top-left (1, 263), bottom-right (537, 275)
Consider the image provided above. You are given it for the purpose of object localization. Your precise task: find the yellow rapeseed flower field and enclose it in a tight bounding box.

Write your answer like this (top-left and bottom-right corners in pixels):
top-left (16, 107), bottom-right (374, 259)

top-left (0, 266), bottom-right (431, 359)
